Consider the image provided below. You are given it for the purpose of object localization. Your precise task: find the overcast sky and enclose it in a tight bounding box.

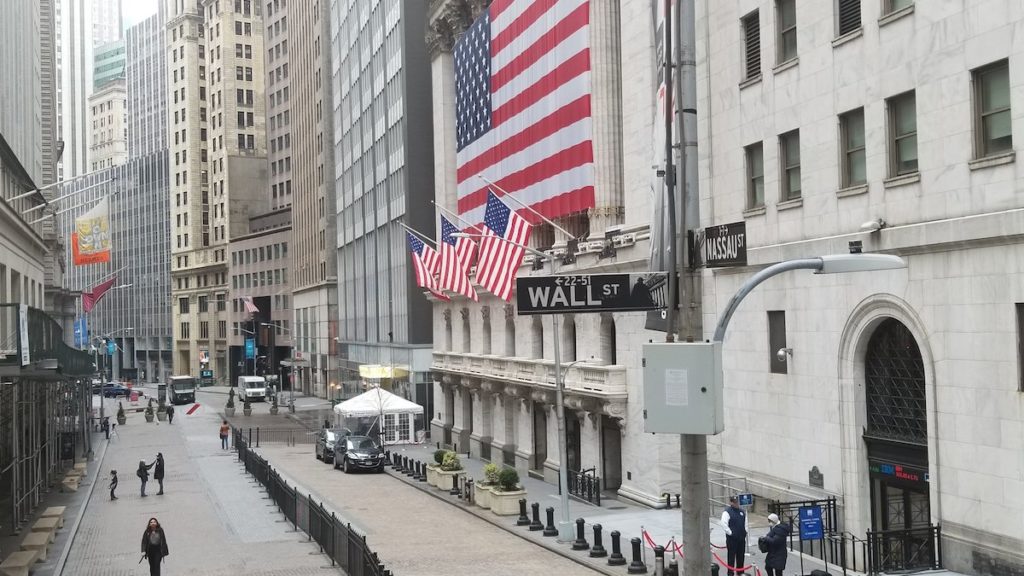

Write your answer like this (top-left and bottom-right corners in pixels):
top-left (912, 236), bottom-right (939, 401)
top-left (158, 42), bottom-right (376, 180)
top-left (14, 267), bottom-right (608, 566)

top-left (122, 0), bottom-right (159, 28)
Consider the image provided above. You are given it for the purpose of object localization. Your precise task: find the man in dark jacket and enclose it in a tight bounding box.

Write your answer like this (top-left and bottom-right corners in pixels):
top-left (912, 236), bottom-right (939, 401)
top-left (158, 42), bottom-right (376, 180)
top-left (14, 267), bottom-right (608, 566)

top-left (763, 513), bottom-right (791, 576)
top-left (720, 496), bottom-right (748, 576)
top-left (153, 453), bottom-right (165, 495)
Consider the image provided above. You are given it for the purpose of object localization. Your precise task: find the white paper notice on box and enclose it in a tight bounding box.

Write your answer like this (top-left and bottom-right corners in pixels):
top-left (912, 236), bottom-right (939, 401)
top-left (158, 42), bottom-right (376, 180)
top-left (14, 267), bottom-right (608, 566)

top-left (642, 342), bottom-right (724, 435)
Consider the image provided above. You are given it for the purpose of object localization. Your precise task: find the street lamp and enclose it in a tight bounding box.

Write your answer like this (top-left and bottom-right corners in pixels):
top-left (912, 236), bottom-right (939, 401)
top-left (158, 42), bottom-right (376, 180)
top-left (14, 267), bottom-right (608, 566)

top-left (453, 231), bottom-right (578, 541)
top-left (673, 253), bottom-right (906, 576)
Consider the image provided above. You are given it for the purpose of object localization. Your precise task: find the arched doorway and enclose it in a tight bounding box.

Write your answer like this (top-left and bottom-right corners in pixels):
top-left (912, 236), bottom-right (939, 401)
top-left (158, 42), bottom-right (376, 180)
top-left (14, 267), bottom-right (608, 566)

top-left (863, 318), bottom-right (931, 532)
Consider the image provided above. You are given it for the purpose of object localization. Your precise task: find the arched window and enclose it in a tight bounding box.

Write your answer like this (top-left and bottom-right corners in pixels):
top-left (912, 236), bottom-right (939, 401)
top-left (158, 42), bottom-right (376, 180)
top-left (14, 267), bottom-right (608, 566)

top-left (531, 317), bottom-right (543, 359)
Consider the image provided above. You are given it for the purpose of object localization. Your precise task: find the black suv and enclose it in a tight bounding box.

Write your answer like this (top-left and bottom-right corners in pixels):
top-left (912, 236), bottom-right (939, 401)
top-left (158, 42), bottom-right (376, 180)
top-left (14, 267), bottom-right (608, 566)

top-left (315, 428), bottom-right (350, 464)
top-left (333, 435), bottom-right (385, 473)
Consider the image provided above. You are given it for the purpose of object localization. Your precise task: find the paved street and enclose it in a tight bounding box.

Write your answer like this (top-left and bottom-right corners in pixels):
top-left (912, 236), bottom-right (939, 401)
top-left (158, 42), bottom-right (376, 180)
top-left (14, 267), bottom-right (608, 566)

top-left (62, 385), bottom-right (338, 576)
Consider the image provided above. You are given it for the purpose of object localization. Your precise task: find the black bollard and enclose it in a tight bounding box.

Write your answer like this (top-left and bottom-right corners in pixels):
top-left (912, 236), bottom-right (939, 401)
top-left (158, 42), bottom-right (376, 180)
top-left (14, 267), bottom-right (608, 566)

top-left (398, 455), bottom-right (405, 472)
top-left (516, 498), bottom-right (530, 526)
top-left (572, 518), bottom-right (590, 551)
top-left (417, 461), bottom-right (427, 482)
top-left (542, 507), bottom-right (558, 537)
top-left (674, 494), bottom-right (681, 508)
top-left (529, 502), bottom-right (544, 531)
top-left (589, 523), bottom-right (607, 557)
top-left (449, 475), bottom-right (460, 496)
top-left (608, 530), bottom-right (626, 566)
top-left (627, 537), bottom-right (647, 574)
top-left (709, 563), bottom-right (720, 576)
top-left (465, 478), bottom-right (473, 501)
top-left (406, 458), bottom-right (416, 477)
top-left (653, 545), bottom-right (665, 576)
top-left (667, 558), bottom-right (679, 576)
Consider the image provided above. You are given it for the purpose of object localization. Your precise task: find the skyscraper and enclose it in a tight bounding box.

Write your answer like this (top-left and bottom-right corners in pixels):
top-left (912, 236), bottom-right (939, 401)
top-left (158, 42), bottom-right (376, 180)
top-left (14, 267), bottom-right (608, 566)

top-left (167, 0), bottom-right (268, 381)
top-left (93, 39), bottom-right (126, 89)
top-left (280, 0), bottom-right (336, 397)
top-left (330, 0), bottom-right (434, 401)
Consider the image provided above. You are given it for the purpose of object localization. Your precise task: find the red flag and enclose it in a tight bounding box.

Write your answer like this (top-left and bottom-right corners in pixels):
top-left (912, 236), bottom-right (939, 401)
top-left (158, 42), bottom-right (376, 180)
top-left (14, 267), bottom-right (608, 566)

top-left (83, 277), bottom-right (117, 313)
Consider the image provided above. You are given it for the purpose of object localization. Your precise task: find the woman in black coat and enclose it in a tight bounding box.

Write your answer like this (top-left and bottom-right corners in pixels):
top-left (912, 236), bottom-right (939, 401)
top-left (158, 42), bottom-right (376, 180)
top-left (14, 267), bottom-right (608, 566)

top-left (141, 517), bottom-right (169, 576)
top-left (763, 513), bottom-right (791, 576)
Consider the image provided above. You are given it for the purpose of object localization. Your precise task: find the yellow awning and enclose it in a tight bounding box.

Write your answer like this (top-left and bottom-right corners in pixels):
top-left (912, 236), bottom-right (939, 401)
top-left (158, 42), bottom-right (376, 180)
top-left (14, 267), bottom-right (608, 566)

top-left (358, 365), bottom-right (409, 379)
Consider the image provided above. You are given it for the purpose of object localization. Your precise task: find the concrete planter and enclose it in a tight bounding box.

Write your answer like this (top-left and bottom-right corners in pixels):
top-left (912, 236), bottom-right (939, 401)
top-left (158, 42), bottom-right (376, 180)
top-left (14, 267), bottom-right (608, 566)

top-left (224, 407), bottom-right (236, 417)
top-left (243, 406), bottom-right (252, 417)
top-left (435, 469), bottom-right (464, 491)
top-left (489, 489), bottom-right (527, 516)
top-left (156, 410), bottom-right (167, 422)
top-left (426, 465), bottom-right (439, 487)
top-left (473, 483), bottom-right (493, 509)
top-left (116, 415), bottom-right (126, 426)
top-left (144, 413), bottom-right (154, 423)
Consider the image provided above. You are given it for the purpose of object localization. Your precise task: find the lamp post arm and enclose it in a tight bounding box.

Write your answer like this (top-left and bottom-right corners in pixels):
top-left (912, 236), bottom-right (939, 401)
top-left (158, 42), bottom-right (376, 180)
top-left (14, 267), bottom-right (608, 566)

top-left (712, 258), bottom-right (823, 343)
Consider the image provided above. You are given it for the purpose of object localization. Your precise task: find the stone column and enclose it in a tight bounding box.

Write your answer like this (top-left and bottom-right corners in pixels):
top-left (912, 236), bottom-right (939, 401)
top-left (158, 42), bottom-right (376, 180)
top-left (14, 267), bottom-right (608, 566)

top-left (543, 404), bottom-right (562, 484)
top-left (427, 4), bottom-right (469, 217)
top-left (587, 0), bottom-right (624, 239)
top-left (431, 380), bottom-right (447, 441)
top-left (515, 397), bottom-right (534, 474)
top-left (469, 388), bottom-right (490, 458)
top-left (451, 384), bottom-right (466, 452)
top-left (580, 411), bottom-right (601, 475)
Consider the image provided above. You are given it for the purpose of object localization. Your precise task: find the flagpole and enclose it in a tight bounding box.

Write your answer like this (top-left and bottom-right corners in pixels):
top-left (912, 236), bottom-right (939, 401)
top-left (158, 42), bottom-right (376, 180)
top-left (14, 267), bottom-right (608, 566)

top-left (431, 201), bottom-right (476, 230)
top-left (476, 175), bottom-right (575, 238)
top-left (398, 222), bottom-right (437, 246)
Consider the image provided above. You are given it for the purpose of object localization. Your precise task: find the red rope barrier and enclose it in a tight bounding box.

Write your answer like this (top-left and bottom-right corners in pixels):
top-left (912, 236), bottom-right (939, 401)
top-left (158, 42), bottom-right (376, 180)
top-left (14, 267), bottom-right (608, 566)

top-left (712, 551), bottom-right (757, 573)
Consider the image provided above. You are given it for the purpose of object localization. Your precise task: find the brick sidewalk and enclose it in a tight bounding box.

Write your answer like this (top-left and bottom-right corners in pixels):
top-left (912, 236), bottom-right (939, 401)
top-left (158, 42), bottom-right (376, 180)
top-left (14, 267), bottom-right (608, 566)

top-left (61, 403), bottom-right (338, 576)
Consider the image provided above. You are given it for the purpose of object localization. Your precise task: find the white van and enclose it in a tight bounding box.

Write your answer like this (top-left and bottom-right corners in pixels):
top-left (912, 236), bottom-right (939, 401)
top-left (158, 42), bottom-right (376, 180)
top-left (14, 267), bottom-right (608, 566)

top-left (237, 375), bottom-right (267, 401)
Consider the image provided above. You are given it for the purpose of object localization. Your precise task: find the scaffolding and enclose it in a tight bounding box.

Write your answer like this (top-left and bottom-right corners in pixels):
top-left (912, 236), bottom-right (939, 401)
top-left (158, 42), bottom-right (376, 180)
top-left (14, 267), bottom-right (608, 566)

top-left (0, 304), bottom-right (93, 534)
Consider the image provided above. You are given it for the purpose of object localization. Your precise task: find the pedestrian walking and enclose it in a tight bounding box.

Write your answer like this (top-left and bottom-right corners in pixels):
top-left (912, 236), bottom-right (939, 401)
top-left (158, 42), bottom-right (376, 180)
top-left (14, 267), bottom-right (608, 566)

top-left (166, 404), bottom-right (175, 424)
top-left (140, 517), bottom-right (169, 576)
top-left (762, 513), bottom-right (791, 576)
top-left (153, 453), bottom-right (165, 495)
top-left (101, 417), bottom-right (110, 439)
top-left (137, 459), bottom-right (154, 497)
top-left (219, 420), bottom-right (230, 450)
top-left (720, 496), bottom-right (749, 576)
top-left (109, 470), bottom-right (118, 500)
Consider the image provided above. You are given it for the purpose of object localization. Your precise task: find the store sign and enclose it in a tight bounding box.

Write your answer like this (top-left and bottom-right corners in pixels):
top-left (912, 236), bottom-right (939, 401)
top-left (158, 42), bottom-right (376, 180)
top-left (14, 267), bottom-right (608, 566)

top-left (516, 273), bottom-right (669, 315)
top-left (689, 221), bottom-right (747, 268)
top-left (869, 461), bottom-right (929, 483)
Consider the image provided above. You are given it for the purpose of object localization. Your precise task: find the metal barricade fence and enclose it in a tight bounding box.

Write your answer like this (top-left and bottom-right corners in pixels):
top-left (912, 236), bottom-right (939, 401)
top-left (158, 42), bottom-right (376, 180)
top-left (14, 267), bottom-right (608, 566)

top-left (232, 427), bottom-right (389, 575)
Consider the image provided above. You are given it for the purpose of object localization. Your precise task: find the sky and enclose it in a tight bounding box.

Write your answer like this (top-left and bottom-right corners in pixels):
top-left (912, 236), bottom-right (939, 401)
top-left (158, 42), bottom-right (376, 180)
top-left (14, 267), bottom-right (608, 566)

top-left (122, 0), bottom-right (160, 28)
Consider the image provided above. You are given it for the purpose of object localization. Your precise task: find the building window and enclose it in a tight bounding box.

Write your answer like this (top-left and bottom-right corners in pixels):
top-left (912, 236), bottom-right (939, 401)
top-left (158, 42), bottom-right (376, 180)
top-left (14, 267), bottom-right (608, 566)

top-left (779, 130), bottom-right (801, 200)
top-left (973, 60), bottom-right (1012, 159)
top-left (776, 0), bottom-right (797, 64)
top-left (887, 91), bottom-right (918, 176)
top-left (199, 295), bottom-right (209, 312)
top-left (837, 0), bottom-right (861, 37)
top-left (884, 0), bottom-right (913, 15)
top-left (218, 321), bottom-right (227, 338)
top-left (745, 142), bottom-right (764, 208)
top-left (840, 108), bottom-right (866, 188)
top-left (200, 321), bottom-right (209, 339)
top-left (179, 297), bottom-right (190, 314)
top-left (180, 322), bottom-right (190, 339)
top-left (742, 11), bottom-right (760, 81)
top-left (768, 311), bottom-right (788, 374)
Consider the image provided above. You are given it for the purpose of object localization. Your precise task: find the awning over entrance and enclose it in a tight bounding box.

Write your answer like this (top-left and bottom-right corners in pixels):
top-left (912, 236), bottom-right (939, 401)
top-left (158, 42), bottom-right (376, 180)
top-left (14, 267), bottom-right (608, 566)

top-left (358, 364), bottom-right (408, 379)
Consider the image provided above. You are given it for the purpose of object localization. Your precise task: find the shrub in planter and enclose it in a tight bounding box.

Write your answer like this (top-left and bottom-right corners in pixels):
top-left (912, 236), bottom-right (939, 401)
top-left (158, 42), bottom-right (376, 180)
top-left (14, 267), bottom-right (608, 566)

top-left (489, 467), bottom-right (527, 516)
top-left (426, 449), bottom-right (446, 487)
top-left (116, 402), bottom-right (126, 425)
top-left (144, 399), bottom-right (155, 423)
top-left (483, 463), bottom-right (500, 485)
top-left (474, 462), bottom-right (501, 509)
top-left (433, 449), bottom-right (447, 465)
top-left (440, 451), bottom-right (462, 472)
top-left (156, 397), bottom-right (168, 421)
top-left (225, 389), bottom-right (236, 417)
top-left (242, 396), bottom-right (252, 416)
top-left (435, 451), bottom-right (464, 491)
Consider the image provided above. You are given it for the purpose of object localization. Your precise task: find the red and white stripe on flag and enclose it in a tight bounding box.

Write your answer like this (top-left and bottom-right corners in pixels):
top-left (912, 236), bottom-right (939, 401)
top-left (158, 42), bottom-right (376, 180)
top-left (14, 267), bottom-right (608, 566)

top-left (242, 296), bottom-right (259, 314)
top-left (438, 216), bottom-right (478, 301)
top-left (407, 232), bottom-right (450, 301)
top-left (475, 192), bottom-right (532, 302)
top-left (453, 0), bottom-right (596, 225)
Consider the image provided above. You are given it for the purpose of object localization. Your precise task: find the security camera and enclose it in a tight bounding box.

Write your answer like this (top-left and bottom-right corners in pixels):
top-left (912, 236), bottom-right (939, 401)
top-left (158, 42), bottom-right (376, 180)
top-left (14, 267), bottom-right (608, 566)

top-left (776, 348), bottom-right (792, 363)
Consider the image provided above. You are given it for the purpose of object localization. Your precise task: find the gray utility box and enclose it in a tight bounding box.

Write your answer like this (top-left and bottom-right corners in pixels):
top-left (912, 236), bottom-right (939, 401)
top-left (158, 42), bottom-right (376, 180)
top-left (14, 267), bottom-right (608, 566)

top-left (642, 342), bottom-right (725, 435)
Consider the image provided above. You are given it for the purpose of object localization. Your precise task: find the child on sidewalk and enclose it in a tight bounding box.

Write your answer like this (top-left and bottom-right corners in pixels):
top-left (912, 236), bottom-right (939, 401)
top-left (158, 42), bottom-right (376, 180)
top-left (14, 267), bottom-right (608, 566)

top-left (109, 470), bottom-right (118, 500)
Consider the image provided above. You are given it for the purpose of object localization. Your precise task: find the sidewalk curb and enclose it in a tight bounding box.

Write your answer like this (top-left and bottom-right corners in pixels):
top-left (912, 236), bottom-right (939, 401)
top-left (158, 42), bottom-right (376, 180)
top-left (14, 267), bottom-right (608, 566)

top-left (381, 466), bottom-right (624, 576)
top-left (55, 435), bottom-right (109, 576)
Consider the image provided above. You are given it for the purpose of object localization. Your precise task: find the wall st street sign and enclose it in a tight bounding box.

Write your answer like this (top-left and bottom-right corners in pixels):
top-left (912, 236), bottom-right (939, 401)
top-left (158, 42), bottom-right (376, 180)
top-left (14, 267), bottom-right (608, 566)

top-left (516, 273), bottom-right (670, 315)
top-left (689, 221), bottom-right (747, 268)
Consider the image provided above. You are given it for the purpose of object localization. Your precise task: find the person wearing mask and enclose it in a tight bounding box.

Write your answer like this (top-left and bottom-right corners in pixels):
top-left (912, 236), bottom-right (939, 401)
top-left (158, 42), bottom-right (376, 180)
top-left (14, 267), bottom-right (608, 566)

top-left (720, 496), bottom-right (749, 576)
top-left (763, 513), bottom-right (791, 576)
top-left (140, 517), bottom-right (169, 576)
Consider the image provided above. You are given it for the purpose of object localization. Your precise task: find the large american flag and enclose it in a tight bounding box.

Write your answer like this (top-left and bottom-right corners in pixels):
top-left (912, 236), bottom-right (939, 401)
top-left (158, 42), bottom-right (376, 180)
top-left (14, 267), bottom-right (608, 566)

top-left (454, 0), bottom-right (595, 225)
top-left (242, 296), bottom-right (259, 315)
top-left (475, 191), bottom-right (532, 302)
top-left (406, 232), bottom-right (448, 301)
top-left (438, 216), bottom-right (478, 301)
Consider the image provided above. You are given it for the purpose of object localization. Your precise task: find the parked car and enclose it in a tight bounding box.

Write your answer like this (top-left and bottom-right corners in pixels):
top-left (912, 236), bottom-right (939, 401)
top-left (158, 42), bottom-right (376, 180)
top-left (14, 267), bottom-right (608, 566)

top-left (333, 435), bottom-right (385, 473)
top-left (101, 383), bottom-right (131, 398)
top-left (315, 428), bottom-right (351, 463)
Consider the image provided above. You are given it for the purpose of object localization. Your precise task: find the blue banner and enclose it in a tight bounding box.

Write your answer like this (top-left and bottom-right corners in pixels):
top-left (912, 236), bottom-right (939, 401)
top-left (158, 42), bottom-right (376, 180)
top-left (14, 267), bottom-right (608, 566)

top-left (245, 338), bottom-right (255, 359)
top-left (106, 340), bottom-right (116, 356)
top-left (73, 317), bottom-right (88, 349)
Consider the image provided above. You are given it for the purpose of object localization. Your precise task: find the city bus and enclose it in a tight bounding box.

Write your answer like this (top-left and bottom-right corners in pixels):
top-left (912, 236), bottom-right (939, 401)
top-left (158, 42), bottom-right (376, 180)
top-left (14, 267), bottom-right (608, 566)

top-left (167, 375), bottom-right (197, 405)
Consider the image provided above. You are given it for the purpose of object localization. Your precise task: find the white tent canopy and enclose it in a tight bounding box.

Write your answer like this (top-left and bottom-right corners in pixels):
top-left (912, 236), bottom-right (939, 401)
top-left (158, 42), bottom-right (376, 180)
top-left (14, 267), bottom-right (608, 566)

top-left (333, 387), bottom-right (424, 418)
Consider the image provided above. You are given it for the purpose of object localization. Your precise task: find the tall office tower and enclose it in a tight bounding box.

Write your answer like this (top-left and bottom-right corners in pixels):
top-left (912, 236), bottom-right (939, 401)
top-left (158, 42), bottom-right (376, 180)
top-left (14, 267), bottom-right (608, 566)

top-left (330, 0), bottom-right (434, 403)
top-left (280, 0), bottom-right (335, 397)
top-left (57, 6), bottom-right (172, 382)
top-left (264, 0), bottom-right (290, 210)
top-left (167, 0), bottom-right (268, 382)
top-left (55, 0), bottom-right (124, 179)
top-left (88, 78), bottom-right (128, 170)
top-left (94, 40), bottom-right (126, 90)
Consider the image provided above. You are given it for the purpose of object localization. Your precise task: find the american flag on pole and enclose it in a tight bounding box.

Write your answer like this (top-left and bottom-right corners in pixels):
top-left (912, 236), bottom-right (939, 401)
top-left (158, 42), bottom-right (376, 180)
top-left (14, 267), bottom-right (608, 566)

top-left (242, 296), bottom-right (259, 315)
top-left (407, 232), bottom-right (449, 301)
top-left (438, 216), bottom-right (478, 301)
top-left (454, 0), bottom-right (595, 224)
top-left (475, 191), bottom-right (532, 301)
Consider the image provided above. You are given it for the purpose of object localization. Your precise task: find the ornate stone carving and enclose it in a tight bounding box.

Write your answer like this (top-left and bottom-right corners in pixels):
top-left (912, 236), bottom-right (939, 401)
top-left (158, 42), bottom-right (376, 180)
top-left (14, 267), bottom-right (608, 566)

top-left (442, 308), bottom-right (452, 324)
top-left (480, 305), bottom-right (490, 323)
top-left (461, 377), bottom-right (480, 391)
top-left (503, 384), bottom-right (521, 398)
top-left (529, 390), bottom-right (553, 405)
top-left (480, 380), bottom-right (501, 395)
top-left (602, 401), bottom-right (627, 418)
top-left (426, 1), bottom-right (473, 57)
top-left (460, 307), bottom-right (470, 321)
top-left (503, 303), bottom-right (516, 320)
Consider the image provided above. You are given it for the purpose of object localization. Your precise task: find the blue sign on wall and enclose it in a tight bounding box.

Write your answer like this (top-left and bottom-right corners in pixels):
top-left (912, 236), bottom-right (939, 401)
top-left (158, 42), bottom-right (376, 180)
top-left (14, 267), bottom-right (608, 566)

top-left (245, 338), bottom-right (255, 359)
top-left (106, 340), bottom-right (116, 356)
top-left (73, 318), bottom-right (88, 348)
top-left (798, 505), bottom-right (824, 541)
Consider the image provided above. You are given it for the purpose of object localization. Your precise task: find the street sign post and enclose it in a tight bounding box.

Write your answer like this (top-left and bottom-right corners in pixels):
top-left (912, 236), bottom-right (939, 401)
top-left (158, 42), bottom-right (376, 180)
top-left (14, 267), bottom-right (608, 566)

top-left (798, 505), bottom-right (824, 541)
top-left (515, 272), bottom-right (670, 315)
